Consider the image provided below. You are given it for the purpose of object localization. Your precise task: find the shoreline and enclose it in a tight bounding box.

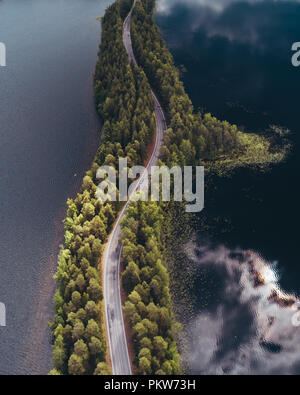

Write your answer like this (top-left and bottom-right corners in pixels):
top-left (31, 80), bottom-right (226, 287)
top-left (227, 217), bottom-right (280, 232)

top-left (19, 72), bottom-right (101, 375)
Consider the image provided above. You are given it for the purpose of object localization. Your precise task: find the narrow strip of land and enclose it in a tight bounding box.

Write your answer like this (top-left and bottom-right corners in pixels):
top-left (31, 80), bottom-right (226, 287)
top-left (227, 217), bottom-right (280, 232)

top-left (103, 0), bottom-right (167, 375)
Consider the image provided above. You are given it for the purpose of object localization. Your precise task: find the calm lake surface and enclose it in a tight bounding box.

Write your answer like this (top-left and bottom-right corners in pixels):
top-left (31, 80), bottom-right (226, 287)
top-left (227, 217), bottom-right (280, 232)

top-left (156, 0), bottom-right (300, 374)
top-left (0, 0), bottom-right (113, 374)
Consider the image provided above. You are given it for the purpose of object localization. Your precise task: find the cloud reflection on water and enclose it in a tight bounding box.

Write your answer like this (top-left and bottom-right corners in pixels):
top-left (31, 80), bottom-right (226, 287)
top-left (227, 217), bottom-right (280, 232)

top-left (156, 0), bottom-right (300, 45)
top-left (185, 242), bottom-right (300, 374)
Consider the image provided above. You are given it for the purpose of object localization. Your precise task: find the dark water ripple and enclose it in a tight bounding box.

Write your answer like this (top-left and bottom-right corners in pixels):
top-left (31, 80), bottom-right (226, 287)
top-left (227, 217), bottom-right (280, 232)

top-left (0, 0), bottom-right (113, 375)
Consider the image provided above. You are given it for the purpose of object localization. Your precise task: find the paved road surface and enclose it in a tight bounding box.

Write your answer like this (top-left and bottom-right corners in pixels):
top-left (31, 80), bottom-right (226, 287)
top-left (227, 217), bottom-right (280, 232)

top-left (103, 0), bottom-right (167, 375)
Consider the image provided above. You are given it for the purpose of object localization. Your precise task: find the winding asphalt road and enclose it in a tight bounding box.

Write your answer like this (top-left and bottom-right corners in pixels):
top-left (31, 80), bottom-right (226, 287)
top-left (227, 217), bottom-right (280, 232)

top-left (103, 0), bottom-right (167, 375)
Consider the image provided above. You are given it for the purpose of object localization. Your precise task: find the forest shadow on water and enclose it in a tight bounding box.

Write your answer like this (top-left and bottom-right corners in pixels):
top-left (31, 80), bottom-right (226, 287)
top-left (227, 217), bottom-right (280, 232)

top-left (157, 0), bottom-right (300, 374)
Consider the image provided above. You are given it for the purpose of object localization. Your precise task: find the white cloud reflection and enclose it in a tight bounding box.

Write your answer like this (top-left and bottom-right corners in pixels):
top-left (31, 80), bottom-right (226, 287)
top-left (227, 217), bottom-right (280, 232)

top-left (157, 0), bottom-right (300, 14)
top-left (184, 242), bottom-right (300, 374)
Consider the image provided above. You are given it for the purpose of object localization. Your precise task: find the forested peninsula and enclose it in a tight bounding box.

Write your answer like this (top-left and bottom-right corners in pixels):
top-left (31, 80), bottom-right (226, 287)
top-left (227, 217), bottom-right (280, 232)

top-left (49, 0), bottom-right (289, 375)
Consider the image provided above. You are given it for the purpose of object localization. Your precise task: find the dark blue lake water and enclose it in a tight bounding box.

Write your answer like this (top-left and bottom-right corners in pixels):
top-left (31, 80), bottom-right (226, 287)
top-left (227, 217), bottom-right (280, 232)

top-left (156, 0), bottom-right (300, 375)
top-left (0, 0), bottom-right (113, 374)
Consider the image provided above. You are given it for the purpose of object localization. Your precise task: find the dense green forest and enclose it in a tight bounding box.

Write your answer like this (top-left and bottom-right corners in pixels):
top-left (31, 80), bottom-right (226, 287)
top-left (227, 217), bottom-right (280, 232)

top-left (49, 0), bottom-right (157, 375)
top-left (121, 201), bottom-right (180, 374)
top-left (50, 0), bottom-right (290, 375)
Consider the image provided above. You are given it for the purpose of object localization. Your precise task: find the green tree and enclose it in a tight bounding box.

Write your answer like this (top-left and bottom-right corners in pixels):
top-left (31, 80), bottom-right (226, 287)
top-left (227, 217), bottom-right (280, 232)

top-left (85, 319), bottom-right (101, 340)
top-left (53, 337), bottom-right (66, 372)
top-left (87, 278), bottom-right (103, 302)
top-left (94, 362), bottom-right (110, 375)
top-left (139, 356), bottom-right (151, 375)
top-left (72, 320), bottom-right (85, 341)
top-left (122, 261), bottom-right (140, 293)
top-left (89, 336), bottom-right (106, 357)
top-left (68, 354), bottom-right (85, 375)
